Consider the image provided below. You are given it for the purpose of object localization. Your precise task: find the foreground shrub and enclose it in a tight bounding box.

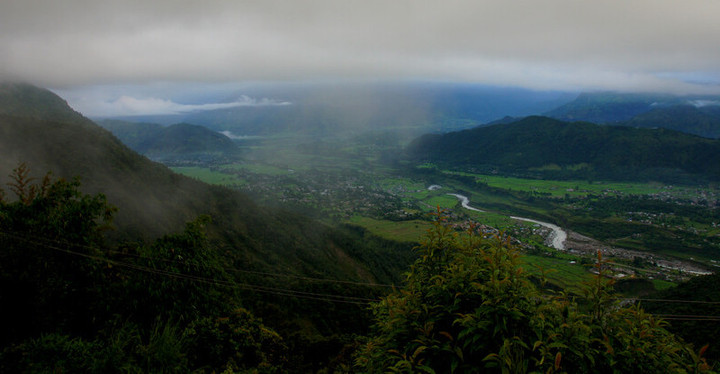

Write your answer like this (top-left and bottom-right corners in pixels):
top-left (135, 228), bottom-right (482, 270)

top-left (356, 209), bottom-right (712, 373)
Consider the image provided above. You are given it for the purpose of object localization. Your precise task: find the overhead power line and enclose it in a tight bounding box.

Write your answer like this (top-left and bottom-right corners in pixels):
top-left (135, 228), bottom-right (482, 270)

top-left (1, 229), bottom-right (719, 315)
top-left (0, 230), bottom-right (379, 305)
top-left (0, 228), bottom-right (403, 289)
top-left (107, 247), bottom-right (401, 289)
top-left (630, 298), bottom-right (720, 305)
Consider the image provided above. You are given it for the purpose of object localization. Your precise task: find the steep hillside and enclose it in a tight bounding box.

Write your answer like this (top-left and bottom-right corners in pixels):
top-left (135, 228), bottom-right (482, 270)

top-left (96, 119), bottom-right (164, 149)
top-left (406, 116), bottom-right (720, 182)
top-left (0, 82), bottom-right (89, 124)
top-left (0, 83), bottom-right (410, 284)
top-left (0, 113), bottom-right (213, 239)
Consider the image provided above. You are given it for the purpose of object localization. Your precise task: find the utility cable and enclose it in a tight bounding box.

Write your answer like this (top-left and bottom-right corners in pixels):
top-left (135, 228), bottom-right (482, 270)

top-left (3, 230), bottom-right (719, 310)
top-left (109, 247), bottom-right (401, 289)
top-left (0, 231), bottom-right (378, 305)
top-left (628, 298), bottom-right (720, 305)
top-left (0, 227), bottom-right (403, 289)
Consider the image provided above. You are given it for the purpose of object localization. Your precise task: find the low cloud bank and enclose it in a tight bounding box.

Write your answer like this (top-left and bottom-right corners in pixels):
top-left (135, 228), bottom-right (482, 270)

top-left (68, 94), bottom-right (291, 117)
top-left (219, 131), bottom-right (263, 140)
top-left (688, 100), bottom-right (720, 108)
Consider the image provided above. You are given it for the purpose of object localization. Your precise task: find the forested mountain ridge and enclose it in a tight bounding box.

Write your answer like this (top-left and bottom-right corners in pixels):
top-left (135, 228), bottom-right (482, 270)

top-left (406, 115), bottom-right (720, 182)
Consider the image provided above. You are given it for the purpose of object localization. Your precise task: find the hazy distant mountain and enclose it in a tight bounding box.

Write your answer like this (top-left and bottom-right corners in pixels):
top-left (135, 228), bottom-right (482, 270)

top-left (543, 92), bottom-right (672, 123)
top-left (622, 104), bottom-right (720, 139)
top-left (406, 116), bottom-right (720, 183)
top-left (97, 119), bottom-right (240, 162)
top-left (543, 92), bottom-right (720, 138)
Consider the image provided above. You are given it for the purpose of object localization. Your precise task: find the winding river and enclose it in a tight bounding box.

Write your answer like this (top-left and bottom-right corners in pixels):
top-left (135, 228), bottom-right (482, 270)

top-left (446, 193), bottom-right (485, 212)
top-left (441, 189), bottom-right (567, 250)
top-left (509, 216), bottom-right (567, 250)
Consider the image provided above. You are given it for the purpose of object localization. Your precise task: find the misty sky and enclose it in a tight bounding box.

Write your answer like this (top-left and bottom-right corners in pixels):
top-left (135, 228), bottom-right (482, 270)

top-left (2, 0), bottom-right (720, 116)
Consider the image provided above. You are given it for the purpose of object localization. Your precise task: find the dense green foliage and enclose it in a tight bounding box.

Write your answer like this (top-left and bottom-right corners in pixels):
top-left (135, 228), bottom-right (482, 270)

top-left (0, 162), bottom-right (424, 372)
top-left (0, 165), bottom-right (288, 372)
top-left (356, 210), bottom-right (713, 373)
top-left (0, 164), bottom-right (116, 343)
top-left (406, 116), bottom-right (720, 182)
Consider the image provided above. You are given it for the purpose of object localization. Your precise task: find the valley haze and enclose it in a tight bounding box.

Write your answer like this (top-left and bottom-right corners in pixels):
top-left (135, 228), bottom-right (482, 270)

top-left (2, 0), bottom-right (720, 371)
